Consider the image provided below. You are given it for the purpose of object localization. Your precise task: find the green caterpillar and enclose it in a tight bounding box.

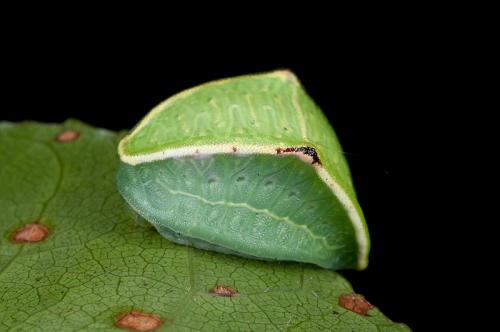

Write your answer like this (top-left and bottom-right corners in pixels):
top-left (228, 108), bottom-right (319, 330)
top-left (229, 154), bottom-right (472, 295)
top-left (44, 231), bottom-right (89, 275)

top-left (116, 70), bottom-right (370, 270)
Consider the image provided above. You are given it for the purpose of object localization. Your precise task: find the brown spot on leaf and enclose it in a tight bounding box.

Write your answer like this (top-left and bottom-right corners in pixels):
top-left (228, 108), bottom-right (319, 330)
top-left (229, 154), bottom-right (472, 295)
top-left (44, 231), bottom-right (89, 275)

top-left (210, 285), bottom-right (238, 297)
top-left (11, 223), bottom-right (49, 243)
top-left (115, 310), bottom-right (162, 331)
top-left (55, 130), bottom-right (80, 142)
top-left (338, 293), bottom-right (374, 316)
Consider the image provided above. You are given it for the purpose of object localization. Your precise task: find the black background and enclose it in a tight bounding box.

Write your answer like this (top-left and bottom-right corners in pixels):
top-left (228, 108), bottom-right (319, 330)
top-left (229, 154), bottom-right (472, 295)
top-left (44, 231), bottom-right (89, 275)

top-left (1, 26), bottom-right (451, 331)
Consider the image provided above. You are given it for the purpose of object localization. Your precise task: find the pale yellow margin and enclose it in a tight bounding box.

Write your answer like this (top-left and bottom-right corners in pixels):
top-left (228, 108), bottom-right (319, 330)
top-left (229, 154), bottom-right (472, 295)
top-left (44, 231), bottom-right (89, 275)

top-left (118, 70), bottom-right (369, 269)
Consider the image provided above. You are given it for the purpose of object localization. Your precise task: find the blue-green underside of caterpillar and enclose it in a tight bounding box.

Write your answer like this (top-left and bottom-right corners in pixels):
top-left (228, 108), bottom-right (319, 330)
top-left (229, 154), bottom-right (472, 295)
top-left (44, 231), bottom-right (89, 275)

top-left (117, 153), bottom-right (358, 270)
top-left (154, 223), bottom-right (269, 261)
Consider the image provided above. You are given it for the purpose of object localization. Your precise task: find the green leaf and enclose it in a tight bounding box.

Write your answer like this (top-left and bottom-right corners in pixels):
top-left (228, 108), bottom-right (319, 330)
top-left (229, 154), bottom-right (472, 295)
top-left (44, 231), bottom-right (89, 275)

top-left (0, 120), bottom-right (410, 331)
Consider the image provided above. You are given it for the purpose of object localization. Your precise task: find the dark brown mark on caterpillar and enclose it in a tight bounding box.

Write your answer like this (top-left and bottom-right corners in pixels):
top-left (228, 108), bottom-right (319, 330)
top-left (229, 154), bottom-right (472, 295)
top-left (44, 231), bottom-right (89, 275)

top-left (232, 146), bottom-right (237, 152)
top-left (276, 146), bottom-right (322, 165)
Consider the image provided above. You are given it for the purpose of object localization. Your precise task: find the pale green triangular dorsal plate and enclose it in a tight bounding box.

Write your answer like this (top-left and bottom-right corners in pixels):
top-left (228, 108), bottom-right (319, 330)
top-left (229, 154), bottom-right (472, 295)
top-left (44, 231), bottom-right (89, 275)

top-left (117, 70), bottom-right (370, 270)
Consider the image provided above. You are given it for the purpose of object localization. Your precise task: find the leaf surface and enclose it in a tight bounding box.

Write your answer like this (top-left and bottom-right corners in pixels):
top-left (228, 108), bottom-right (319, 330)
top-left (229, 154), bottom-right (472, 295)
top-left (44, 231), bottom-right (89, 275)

top-left (0, 120), bottom-right (410, 331)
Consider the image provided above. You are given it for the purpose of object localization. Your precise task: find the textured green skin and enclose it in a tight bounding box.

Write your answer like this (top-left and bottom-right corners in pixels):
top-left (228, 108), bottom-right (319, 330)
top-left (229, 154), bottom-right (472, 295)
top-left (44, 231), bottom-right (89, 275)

top-left (118, 71), bottom-right (370, 270)
top-left (117, 154), bottom-right (358, 269)
top-left (122, 71), bottom-right (355, 196)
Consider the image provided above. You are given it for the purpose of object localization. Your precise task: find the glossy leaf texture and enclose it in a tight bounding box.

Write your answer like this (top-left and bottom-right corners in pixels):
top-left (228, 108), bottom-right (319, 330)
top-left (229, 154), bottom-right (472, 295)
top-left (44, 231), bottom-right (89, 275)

top-left (0, 120), bottom-right (410, 331)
